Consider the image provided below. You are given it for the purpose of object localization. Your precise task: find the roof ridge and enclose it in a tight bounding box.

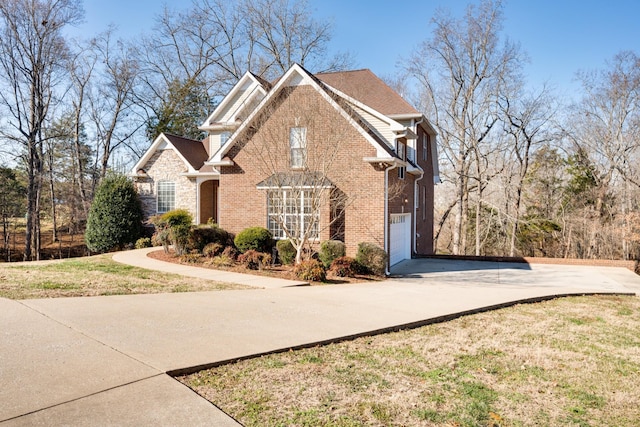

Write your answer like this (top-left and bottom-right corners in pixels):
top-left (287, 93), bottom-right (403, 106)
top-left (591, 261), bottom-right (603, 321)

top-left (314, 68), bottom-right (371, 76)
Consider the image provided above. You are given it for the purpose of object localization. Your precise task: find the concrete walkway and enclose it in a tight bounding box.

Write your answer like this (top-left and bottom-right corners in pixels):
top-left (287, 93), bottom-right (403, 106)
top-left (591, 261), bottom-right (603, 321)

top-left (112, 247), bottom-right (308, 289)
top-left (1, 253), bottom-right (639, 426)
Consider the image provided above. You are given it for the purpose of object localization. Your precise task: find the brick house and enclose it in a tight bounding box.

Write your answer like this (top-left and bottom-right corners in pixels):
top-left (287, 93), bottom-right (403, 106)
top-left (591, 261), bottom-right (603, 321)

top-left (131, 64), bottom-right (440, 268)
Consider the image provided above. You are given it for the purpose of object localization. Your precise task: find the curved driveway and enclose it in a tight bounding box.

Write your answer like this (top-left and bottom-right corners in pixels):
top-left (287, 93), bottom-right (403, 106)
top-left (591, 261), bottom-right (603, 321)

top-left (2, 251), bottom-right (638, 426)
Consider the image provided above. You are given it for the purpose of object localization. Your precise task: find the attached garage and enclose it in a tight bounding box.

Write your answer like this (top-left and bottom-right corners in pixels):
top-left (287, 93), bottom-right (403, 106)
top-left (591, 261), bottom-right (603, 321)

top-left (389, 213), bottom-right (411, 266)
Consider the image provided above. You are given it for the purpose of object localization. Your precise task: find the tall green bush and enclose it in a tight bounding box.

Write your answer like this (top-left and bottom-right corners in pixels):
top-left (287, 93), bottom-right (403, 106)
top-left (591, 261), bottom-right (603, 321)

top-left (85, 174), bottom-right (143, 253)
top-left (234, 227), bottom-right (274, 253)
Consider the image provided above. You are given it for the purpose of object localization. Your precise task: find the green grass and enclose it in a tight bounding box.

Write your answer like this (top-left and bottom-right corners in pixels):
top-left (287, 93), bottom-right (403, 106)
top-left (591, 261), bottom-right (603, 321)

top-left (180, 295), bottom-right (640, 426)
top-left (0, 253), bottom-right (250, 299)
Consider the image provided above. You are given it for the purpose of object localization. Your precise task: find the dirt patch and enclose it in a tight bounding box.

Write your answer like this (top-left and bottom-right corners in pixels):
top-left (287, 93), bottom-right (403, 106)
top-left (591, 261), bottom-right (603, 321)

top-left (147, 249), bottom-right (382, 285)
top-left (2, 228), bottom-right (88, 262)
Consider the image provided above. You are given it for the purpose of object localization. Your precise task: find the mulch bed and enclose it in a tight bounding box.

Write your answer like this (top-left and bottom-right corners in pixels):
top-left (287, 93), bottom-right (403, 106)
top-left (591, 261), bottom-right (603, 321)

top-left (147, 248), bottom-right (381, 285)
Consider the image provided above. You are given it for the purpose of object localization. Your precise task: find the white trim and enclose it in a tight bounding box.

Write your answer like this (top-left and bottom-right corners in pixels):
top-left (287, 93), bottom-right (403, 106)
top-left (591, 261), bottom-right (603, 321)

top-left (130, 133), bottom-right (198, 176)
top-left (199, 71), bottom-right (268, 130)
top-left (319, 83), bottom-right (406, 134)
top-left (211, 64), bottom-right (399, 164)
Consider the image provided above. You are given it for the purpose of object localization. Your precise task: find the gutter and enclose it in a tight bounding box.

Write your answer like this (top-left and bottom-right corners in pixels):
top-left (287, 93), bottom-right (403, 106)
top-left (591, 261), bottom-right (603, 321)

top-left (383, 161), bottom-right (398, 276)
top-left (413, 117), bottom-right (425, 254)
top-left (364, 156), bottom-right (400, 276)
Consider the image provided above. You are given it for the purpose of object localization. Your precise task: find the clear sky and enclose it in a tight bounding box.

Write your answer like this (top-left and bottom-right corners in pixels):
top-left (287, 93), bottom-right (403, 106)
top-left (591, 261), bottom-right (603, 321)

top-left (70, 0), bottom-right (640, 99)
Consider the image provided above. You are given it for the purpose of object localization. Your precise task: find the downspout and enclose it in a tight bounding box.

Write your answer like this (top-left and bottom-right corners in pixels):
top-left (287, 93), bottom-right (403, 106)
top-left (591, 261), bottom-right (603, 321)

top-left (413, 167), bottom-right (425, 254)
top-left (384, 161), bottom-right (398, 276)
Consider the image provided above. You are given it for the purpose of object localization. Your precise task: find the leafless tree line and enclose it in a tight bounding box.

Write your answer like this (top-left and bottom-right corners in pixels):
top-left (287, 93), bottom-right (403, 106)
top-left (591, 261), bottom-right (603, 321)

top-left (1, 0), bottom-right (639, 261)
top-left (0, 0), bottom-right (350, 260)
top-left (405, 0), bottom-right (640, 260)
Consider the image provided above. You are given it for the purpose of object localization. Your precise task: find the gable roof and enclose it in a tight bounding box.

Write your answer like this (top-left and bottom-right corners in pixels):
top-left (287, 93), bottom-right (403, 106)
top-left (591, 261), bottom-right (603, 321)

top-left (199, 71), bottom-right (269, 130)
top-left (130, 133), bottom-right (208, 176)
top-left (164, 134), bottom-right (209, 170)
top-left (315, 69), bottom-right (419, 117)
top-left (209, 63), bottom-right (400, 164)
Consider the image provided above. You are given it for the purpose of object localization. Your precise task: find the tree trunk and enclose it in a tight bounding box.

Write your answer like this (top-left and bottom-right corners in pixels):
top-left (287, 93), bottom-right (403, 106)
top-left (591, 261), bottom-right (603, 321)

top-left (48, 147), bottom-right (58, 243)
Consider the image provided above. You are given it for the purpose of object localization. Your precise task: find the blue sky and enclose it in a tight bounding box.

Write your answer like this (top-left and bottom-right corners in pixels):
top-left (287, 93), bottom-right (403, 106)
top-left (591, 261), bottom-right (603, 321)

top-left (71, 0), bottom-right (640, 99)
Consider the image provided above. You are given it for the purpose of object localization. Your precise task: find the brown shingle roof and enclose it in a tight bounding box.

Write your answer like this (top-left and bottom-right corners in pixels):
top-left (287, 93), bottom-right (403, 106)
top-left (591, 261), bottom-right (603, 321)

top-left (164, 133), bottom-right (209, 170)
top-left (315, 69), bottom-right (419, 116)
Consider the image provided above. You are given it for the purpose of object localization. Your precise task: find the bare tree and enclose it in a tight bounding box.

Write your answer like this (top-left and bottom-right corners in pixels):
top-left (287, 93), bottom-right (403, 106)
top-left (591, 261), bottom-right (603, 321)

top-left (0, 0), bottom-right (83, 260)
top-left (500, 84), bottom-right (556, 256)
top-left (135, 0), bottom-right (353, 141)
top-left (570, 51), bottom-right (640, 259)
top-left (66, 40), bottom-right (98, 218)
top-left (89, 29), bottom-right (141, 182)
top-left (407, 0), bottom-right (523, 255)
top-left (238, 88), bottom-right (359, 264)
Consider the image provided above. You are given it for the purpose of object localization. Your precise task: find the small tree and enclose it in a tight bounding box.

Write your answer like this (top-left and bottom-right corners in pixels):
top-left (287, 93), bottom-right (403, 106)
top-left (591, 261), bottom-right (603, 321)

top-left (85, 174), bottom-right (143, 253)
top-left (0, 168), bottom-right (26, 260)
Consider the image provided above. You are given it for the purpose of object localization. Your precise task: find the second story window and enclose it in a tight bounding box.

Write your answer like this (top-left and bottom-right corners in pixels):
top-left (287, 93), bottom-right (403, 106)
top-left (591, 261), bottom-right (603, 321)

top-left (422, 134), bottom-right (430, 162)
top-left (397, 140), bottom-right (406, 179)
top-left (220, 131), bottom-right (231, 146)
top-left (290, 127), bottom-right (306, 169)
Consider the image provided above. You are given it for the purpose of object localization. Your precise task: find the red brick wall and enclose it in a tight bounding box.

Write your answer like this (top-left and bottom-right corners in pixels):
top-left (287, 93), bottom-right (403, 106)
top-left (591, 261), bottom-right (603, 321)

top-left (415, 125), bottom-right (435, 255)
top-left (218, 84), bottom-right (386, 256)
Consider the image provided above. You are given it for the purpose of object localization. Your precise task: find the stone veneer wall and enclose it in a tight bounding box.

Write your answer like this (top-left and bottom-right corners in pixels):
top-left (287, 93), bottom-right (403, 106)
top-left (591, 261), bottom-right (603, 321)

top-left (134, 149), bottom-right (197, 222)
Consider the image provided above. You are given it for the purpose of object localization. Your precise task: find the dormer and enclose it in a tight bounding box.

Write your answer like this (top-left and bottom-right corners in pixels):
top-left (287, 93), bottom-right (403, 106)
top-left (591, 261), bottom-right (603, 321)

top-left (199, 71), bottom-right (269, 156)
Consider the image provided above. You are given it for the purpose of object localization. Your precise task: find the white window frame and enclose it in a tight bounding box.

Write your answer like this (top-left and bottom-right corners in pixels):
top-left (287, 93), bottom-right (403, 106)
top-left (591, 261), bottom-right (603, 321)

top-left (422, 134), bottom-right (429, 162)
top-left (290, 127), bottom-right (307, 169)
top-left (220, 131), bottom-right (231, 146)
top-left (397, 140), bottom-right (406, 180)
top-left (156, 181), bottom-right (175, 214)
top-left (267, 189), bottom-right (319, 240)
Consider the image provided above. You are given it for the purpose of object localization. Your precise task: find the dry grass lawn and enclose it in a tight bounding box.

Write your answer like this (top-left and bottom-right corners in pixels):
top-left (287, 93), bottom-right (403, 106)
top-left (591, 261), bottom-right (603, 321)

top-left (180, 294), bottom-right (640, 426)
top-left (0, 254), bottom-right (251, 299)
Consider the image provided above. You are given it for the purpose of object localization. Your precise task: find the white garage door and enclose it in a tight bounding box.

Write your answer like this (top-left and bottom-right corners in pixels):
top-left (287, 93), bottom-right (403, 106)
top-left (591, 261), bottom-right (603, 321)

top-left (389, 213), bottom-right (411, 266)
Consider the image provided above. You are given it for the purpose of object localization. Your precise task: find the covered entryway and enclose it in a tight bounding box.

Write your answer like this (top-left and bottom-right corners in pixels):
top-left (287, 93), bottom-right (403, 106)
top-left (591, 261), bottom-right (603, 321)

top-left (389, 213), bottom-right (411, 266)
top-left (199, 180), bottom-right (218, 224)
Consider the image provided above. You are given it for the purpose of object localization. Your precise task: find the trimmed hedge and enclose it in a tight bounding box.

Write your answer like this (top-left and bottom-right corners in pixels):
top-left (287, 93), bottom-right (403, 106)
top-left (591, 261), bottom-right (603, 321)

top-left (276, 239), bottom-right (296, 265)
top-left (319, 240), bottom-right (346, 268)
top-left (189, 224), bottom-right (233, 252)
top-left (356, 242), bottom-right (388, 276)
top-left (234, 227), bottom-right (274, 253)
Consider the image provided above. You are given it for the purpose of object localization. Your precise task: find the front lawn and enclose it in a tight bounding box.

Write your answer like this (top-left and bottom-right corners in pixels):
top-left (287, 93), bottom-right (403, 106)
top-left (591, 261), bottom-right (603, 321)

top-left (0, 254), bottom-right (250, 299)
top-left (179, 295), bottom-right (640, 426)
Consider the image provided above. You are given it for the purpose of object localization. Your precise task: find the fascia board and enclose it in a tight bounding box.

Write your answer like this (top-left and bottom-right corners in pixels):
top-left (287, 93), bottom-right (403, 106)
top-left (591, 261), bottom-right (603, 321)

top-left (213, 64), bottom-right (397, 164)
top-left (319, 83), bottom-right (407, 133)
top-left (130, 133), bottom-right (169, 174)
top-left (198, 71), bottom-right (265, 130)
top-left (134, 133), bottom-right (198, 174)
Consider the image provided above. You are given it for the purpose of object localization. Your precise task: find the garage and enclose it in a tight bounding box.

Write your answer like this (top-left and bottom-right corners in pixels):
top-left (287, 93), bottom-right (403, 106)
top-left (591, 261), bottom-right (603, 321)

top-left (389, 213), bottom-right (411, 266)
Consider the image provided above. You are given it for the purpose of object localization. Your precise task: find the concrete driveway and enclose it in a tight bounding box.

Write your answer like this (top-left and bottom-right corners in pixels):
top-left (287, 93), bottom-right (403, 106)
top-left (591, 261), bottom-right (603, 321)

top-left (391, 258), bottom-right (640, 293)
top-left (2, 255), bottom-right (638, 426)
